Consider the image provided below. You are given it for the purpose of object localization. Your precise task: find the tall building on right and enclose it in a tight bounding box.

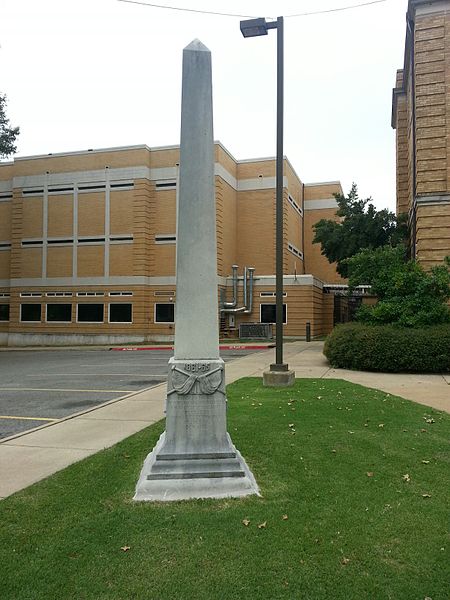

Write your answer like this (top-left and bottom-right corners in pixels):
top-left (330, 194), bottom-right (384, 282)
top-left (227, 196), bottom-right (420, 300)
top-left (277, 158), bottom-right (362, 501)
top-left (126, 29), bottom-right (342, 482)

top-left (392, 0), bottom-right (450, 268)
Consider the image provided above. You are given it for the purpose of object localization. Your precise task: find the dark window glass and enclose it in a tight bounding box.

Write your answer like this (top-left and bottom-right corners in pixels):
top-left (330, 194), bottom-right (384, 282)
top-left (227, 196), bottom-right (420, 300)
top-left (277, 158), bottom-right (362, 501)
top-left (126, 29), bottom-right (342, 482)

top-left (77, 303), bottom-right (104, 322)
top-left (155, 303), bottom-right (174, 323)
top-left (46, 304), bottom-right (72, 322)
top-left (260, 303), bottom-right (287, 324)
top-left (0, 304), bottom-right (10, 321)
top-left (109, 303), bottom-right (132, 323)
top-left (20, 304), bottom-right (41, 322)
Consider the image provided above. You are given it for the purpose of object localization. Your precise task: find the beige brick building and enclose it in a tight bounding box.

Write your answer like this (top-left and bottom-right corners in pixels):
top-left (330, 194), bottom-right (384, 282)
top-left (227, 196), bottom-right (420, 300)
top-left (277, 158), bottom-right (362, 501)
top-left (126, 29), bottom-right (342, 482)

top-left (392, 0), bottom-right (450, 267)
top-left (0, 142), bottom-right (344, 346)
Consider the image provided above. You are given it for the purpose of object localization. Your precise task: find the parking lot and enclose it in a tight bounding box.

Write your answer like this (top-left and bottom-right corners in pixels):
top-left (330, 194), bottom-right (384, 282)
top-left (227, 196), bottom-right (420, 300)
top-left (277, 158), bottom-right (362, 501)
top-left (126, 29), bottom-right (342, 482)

top-left (0, 347), bottom-right (265, 440)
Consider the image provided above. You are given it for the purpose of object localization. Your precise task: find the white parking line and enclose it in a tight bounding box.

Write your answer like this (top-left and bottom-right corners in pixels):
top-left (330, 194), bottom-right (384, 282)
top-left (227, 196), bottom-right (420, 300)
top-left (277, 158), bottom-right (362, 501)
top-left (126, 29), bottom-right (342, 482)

top-left (0, 388), bottom-right (136, 393)
top-left (27, 373), bottom-right (167, 377)
top-left (0, 415), bottom-right (59, 422)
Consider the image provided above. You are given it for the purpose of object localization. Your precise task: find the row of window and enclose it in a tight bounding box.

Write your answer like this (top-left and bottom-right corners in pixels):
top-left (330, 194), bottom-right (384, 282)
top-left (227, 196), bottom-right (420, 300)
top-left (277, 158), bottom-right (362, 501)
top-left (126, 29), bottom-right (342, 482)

top-left (21, 181), bottom-right (135, 197)
top-left (0, 303), bottom-right (133, 323)
top-left (0, 303), bottom-right (287, 324)
top-left (21, 235), bottom-right (133, 248)
top-left (20, 291), bottom-right (133, 298)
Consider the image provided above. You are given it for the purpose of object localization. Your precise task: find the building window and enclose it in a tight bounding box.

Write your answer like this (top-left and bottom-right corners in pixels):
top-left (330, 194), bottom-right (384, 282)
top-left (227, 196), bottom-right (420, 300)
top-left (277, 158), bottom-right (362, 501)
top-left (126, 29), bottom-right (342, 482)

top-left (20, 304), bottom-right (41, 322)
top-left (155, 303), bottom-right (174, 323)
top-left (155, 234), bottom-right (176, 244)
top-left (155, 180), bottom-right (176, 190)
top-left (288, 243), bottom-right (303, 259)
top-left (76, 292), bottom-right (104, 297)
top-left (110, 181), bottom-right (134, 190)
top-left (46, 304), bottom-right (72, 322)
top-left (109, 291), bottom-right (133, 297)
top-left (154, 290), bottom-right (175, 297)
top-left (20, 292), bottom-right (42, 297)
top-left (260, 303), bottom-right (287, 324)
top-left (109, 303), bottom-right (132, 323)
top-left (260, 292), bottom-right (287, 298)
top-left (77, 303), bottom-right (104, 323)
top-left (288, 193), bottom-right (303, 216)
top-left (0, 304), bottom-right (10, 321)
top-left (46, 292), bottom-right (73, 297)
top-left (110, 235), bottom-right (133, 244)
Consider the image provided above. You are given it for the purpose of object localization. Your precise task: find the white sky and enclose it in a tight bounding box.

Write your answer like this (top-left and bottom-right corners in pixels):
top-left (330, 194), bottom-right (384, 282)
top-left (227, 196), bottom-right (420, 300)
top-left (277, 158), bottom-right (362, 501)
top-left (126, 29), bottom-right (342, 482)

top-left (1, 0), bottom-right (407, 211)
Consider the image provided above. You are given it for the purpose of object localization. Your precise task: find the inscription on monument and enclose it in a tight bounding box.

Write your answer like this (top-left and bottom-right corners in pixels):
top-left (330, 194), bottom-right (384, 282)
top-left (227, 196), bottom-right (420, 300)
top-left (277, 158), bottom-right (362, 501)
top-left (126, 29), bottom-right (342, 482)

top-left (184, 363), bottom-right (210, 373)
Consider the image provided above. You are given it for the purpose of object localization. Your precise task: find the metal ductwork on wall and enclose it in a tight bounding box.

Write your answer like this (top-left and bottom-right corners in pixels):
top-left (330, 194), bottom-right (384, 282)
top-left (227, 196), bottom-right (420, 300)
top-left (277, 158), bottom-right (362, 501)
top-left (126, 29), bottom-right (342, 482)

top-left (221, 265), bottom-right (255, 315)
top-left (222, 264), bottom-right (239, 309)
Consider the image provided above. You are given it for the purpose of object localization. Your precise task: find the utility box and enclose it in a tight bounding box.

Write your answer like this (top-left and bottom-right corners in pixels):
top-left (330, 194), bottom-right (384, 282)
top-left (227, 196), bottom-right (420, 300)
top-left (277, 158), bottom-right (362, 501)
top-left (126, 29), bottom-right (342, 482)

top-left (239, 323), bottom-right (273, 340)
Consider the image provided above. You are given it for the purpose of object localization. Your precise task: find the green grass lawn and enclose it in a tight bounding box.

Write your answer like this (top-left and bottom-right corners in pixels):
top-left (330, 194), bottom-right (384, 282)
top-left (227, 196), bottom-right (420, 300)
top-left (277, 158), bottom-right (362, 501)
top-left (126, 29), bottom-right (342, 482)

top-left (1, 378), bottom-right (449, 600)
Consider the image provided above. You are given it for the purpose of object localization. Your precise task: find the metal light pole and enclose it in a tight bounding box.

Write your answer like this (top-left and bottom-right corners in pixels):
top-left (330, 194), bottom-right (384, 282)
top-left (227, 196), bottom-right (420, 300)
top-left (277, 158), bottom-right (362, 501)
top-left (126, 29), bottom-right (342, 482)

top-left (240, 16), bottom-right (289, 374)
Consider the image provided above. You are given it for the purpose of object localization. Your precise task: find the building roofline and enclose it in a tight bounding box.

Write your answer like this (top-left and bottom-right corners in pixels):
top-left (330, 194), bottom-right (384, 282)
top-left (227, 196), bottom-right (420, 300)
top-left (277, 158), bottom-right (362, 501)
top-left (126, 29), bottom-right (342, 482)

top-left (304, 180), bottom-right (342, 187)
top-left (3, 142), bottom-right (341, 192)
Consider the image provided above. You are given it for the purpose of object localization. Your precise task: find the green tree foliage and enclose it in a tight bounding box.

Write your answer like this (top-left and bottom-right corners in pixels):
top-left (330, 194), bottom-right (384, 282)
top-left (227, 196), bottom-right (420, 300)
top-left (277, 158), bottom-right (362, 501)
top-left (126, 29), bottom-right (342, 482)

top-left (313, 184), bottom-right (407, 277)
top-left (0, 94), bottom-right (20, 159)
top-left (346, 246), bottom-right (450, 327)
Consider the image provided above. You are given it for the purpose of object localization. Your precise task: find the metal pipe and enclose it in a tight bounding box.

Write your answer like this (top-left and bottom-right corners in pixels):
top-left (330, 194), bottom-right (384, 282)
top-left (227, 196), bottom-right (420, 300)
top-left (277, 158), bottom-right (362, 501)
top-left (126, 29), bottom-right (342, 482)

top-left (243, 267), bottom-right (255, 314)
top-left (243, 266), bottom-right (248, 310)
top-left (223, 264), bottom-right (239, 308)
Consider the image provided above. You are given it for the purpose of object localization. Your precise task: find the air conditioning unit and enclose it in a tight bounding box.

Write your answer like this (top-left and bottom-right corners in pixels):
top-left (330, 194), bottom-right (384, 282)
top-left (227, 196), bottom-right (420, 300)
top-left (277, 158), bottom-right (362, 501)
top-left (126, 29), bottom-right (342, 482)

top-left (239, 323), bottom-right (273, 340)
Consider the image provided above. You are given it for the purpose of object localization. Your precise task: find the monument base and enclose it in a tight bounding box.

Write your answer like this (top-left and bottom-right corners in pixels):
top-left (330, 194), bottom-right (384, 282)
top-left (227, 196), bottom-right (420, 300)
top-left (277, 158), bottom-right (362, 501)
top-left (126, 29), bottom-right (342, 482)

top-left (263, 368), bottom-right (296, 387)
top-left (133, 432), bottom-right (260, 501)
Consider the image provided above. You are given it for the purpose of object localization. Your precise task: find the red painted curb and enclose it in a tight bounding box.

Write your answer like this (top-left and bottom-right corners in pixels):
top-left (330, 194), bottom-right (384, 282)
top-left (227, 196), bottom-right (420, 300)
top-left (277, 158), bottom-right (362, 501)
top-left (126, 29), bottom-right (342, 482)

top-left (110, 345), bottom-right (272, 351)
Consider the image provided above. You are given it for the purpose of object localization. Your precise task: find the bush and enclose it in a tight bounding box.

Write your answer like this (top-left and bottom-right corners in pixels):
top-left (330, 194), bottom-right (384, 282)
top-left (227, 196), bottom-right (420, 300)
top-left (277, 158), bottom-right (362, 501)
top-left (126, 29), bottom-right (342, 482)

top-left (324, 322), bottom-right (450, 373)
top-left (345, 247), bottom-right (450, 327)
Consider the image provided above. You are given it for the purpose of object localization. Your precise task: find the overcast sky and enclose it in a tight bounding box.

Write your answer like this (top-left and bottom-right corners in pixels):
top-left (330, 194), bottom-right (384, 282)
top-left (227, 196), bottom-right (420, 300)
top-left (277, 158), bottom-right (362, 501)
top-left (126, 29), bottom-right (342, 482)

top-left (1, 0), bottom-right (407, 210)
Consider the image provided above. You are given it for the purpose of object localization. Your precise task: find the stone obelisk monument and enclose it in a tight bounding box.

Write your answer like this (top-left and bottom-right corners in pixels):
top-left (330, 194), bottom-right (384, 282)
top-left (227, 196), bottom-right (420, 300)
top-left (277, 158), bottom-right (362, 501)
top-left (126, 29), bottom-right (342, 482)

top-left (134, 40), bottom-right (259, 501)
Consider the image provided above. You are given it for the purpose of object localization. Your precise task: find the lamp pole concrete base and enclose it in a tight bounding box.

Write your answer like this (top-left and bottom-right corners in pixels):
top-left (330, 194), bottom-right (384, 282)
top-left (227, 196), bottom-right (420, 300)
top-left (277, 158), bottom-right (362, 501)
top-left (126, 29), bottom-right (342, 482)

top-left (263, 364), bottom-right (295, 387)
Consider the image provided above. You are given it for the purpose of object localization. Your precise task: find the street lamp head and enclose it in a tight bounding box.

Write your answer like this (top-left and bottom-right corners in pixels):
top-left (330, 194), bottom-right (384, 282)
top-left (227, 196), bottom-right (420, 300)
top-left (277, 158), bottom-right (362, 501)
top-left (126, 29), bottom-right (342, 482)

top-left (240, 17), bottom-right (268, 37)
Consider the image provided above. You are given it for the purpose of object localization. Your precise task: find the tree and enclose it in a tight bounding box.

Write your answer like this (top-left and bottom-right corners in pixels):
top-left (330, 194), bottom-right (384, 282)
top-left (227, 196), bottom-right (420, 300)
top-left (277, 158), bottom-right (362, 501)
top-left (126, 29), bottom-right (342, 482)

top-left (0, 94), bottom-right (20, 159)
top-left (313, 183), bottom-right (407, 278)
top-left (346, 246), bottom-right (450, 327)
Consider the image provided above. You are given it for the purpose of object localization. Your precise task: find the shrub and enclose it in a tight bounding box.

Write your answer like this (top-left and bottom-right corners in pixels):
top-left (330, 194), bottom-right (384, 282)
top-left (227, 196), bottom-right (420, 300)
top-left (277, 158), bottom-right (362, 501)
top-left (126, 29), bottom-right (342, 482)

top-left (324, 322), bottom-right (450, 373)
top-left (345, 247), bottom-right (450, 327)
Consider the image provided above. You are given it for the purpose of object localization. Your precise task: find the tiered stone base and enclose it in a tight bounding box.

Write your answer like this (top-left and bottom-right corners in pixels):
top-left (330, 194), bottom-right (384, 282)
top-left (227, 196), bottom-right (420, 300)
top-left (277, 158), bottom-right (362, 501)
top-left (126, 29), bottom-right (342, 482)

top-left (134, 432), bottom-right (259, 501)
top-left (133, 357), bottom-right (259, 501)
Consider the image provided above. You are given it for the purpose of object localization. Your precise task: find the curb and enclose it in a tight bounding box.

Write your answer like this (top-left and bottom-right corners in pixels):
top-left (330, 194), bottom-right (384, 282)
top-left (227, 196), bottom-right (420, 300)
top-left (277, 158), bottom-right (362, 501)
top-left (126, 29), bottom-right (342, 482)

top-left (111, 344), bottom-right (275, 351)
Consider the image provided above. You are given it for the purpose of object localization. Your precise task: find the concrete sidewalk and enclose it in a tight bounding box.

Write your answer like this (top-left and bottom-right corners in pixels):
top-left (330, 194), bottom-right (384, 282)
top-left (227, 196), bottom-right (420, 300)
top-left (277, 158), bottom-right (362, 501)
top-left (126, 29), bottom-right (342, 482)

top-left (1, 341), bottom-right (448, 499)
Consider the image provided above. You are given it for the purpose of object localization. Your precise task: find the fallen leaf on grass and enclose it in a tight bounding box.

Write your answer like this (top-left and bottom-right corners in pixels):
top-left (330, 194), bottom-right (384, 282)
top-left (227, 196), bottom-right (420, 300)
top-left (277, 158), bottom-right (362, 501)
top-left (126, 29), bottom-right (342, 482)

top-left (367, 472), bottom-right (374, 477)
top-left (422, 493), bottom-right (432, 498)
top-left (120, 546), bottom-right (131, 552)
top-left (341, 557), bottom-right (350, 565)
top-left (424, 418), bottom-right (435, 424)
top-left (288, 423), bottom-right (295, 428)
top-left (420, 428), bottom-right (428, 433)
top-left (421, 460), bottom-right (430, 464)
top-left (258, 521), bottom-right (267, 529)
top-left (282, 514), bottom-right (288, 520)
top-left (402, 474), bottom-right (411, 483)
top-left (242, 519), bottom-right (250, 527)
top-left (378, 423), bottom-right (384, 428)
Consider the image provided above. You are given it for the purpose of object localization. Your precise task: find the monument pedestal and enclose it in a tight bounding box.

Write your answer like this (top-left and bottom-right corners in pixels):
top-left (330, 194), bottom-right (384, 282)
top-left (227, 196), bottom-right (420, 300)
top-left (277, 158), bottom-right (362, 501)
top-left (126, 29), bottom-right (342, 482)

top-left (134, 358), bottom-right (259, 501)
top-left (263, 363), bottom-right (295, 387)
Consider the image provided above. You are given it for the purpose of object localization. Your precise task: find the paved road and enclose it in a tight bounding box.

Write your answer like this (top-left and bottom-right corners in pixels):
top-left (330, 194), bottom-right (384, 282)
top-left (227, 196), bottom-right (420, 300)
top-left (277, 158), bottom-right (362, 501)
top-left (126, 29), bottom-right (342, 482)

top-left (0, 348), bottom-right (264, 439)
